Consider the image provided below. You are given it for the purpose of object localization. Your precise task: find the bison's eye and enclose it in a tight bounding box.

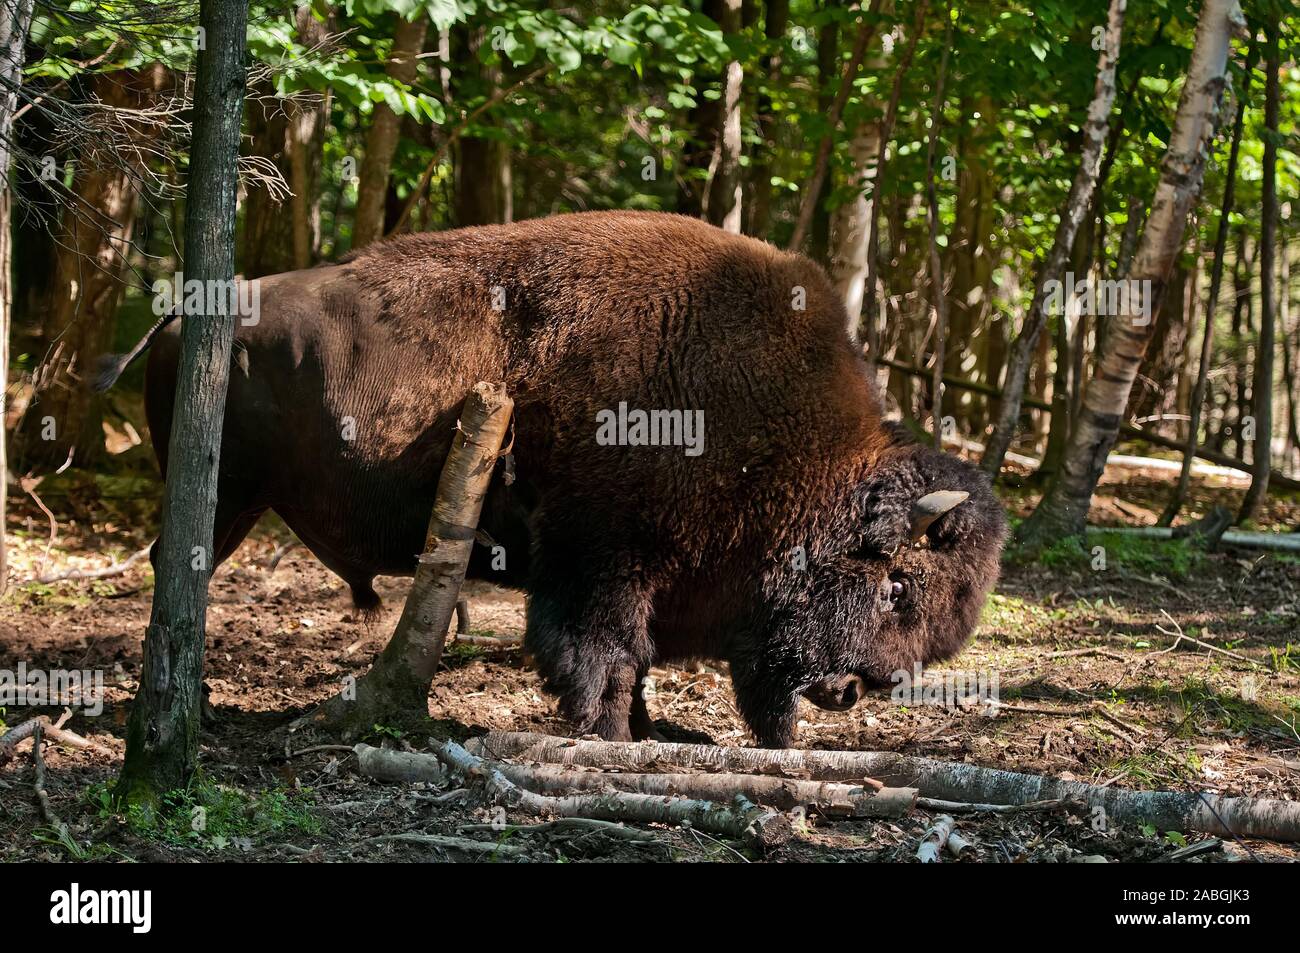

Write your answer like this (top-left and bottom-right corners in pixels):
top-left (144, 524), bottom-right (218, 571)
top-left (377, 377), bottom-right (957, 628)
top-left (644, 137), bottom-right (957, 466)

top-left (881, 572), bottom-right (910, 610)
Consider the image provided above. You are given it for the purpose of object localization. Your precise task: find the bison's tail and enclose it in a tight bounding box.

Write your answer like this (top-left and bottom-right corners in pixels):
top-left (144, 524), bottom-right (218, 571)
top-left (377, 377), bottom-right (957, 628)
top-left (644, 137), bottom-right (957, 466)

top-left (91, 311), bottom-right (180, 392)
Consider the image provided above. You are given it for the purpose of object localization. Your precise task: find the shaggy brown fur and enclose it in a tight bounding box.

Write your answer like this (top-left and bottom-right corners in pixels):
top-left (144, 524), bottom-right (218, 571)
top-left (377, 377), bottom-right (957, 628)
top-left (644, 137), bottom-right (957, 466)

top-left (119, 210), bottom-right (1006, 747)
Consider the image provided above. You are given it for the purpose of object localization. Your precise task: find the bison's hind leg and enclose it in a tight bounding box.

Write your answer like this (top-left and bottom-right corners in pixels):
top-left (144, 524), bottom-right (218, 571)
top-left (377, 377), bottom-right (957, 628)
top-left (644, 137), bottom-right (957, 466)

top-left (348, 578), bottom-right (383, 620)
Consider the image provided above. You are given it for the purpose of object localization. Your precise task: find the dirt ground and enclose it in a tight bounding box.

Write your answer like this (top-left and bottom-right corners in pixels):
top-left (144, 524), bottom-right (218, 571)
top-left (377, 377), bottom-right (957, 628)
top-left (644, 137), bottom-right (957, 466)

top-left (2, 454), bottom-right (1299, 863)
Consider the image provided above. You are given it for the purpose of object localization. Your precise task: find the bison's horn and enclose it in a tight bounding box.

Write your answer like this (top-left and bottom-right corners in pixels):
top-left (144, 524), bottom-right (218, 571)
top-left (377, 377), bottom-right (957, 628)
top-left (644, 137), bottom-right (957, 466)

top-left (910, 490), bottom-right (969, 541)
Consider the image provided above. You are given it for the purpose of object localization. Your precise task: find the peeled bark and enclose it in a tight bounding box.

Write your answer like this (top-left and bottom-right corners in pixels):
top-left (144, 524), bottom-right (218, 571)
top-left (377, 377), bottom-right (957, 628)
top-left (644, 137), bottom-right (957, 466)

top-left (352, 14), bottom-right (428, 248)
top-left (979, 0), bottom-right (1126, 476)
top-left (1018, 0), bottom-right (1245, 548)
top-left (310, 382), bottom-right (512, 735)
top-left (1238, 20), bottom-right (1280, 523)
top-left (116, 0), bottom-right (251, 804)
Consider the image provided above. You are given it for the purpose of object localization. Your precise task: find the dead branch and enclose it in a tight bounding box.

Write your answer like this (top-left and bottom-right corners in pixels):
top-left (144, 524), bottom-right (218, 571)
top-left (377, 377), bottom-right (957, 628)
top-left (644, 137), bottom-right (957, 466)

top-left (29, 545), bottom-right (151, 584)
top-left (457, 818), bottom-right (660, 842)
top-left (352, 744), bottom-right (446, 785)
top-left (917, 814), bottom-right (955, 862)
top-left (483, 760), bottom-right (914, 819)
top-left (32, 725), bottom-right (73, 848)
top-left (427, 739), bottom-right (791, 852)
top-left (0, 713), bottom-right (111, 767)
top-left (366, 832), bottom-right (526, 857)
top-left (474, 731), bottom-right (1300, 842)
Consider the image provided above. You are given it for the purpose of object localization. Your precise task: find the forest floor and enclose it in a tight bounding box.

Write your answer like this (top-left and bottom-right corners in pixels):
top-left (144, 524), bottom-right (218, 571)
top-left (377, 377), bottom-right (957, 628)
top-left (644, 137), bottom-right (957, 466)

top-left (2, 452), bottom-right (1299, 863)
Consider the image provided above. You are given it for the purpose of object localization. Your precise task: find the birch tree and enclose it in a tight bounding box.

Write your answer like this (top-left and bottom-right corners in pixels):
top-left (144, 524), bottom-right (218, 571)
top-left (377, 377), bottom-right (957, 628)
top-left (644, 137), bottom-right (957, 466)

top-left (1017, 0), bottom-right (1247, 548)
top-left (979, 0), bottom-right (1127, 476)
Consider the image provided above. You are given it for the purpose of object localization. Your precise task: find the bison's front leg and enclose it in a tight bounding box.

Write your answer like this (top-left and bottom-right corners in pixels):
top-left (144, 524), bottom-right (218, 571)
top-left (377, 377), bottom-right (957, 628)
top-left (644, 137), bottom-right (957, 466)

top-left (729, 663), bottom-right (800, 748)
top-left (525, 566), bottom-right (654, 743)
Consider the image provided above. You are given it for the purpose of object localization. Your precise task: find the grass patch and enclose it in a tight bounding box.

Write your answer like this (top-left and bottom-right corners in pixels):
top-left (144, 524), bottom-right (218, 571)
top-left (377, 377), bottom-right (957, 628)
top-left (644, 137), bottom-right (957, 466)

top-left (88, 775), bottom-right (321, 852)
top-left (1013, 530), bottom-right (1204, 579)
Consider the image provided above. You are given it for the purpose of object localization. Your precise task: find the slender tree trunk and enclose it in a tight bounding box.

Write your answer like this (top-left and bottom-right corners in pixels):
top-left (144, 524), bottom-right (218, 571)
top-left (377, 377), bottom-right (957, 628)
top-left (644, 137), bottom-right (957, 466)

top-left (746, 0), bottom-right (789, 238)
top-left (1160, 68), bottom-right (1251, 526)
top-left (980, 0), bottom-right (1126, 476)
top-left (923, 9), bottom-right (953, 447)
top-left (1280, 238), bottom-right (1300, 467)
top-left (452, 27), bottom-right (511, 227)
top-left (16, 67), bottom-right (171, 471)
top-left (352, 14), bottom-right (428, 248)
top-left (787, 0), bottom-right (884, 252)
top-left (706, 0), bottom-right (744, 233)
top-left (831, 121), bottom-right (882, 342)
top-left (862, 1), bottom-right (927, 373)
top-left (0, 0), bottom-right (36, 593)
top-left (1238, 19), bottom-right (1280, 523)
top-left (116, 0), bottom-right (251, 804)
top-left (1017, 0), bottom-right (1244, 548)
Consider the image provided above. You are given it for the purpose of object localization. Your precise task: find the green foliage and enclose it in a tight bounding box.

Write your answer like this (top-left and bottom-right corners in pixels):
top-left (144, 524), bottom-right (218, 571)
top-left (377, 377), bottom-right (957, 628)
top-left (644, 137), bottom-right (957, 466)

top-left (88, 777), bottom-right (322, 851)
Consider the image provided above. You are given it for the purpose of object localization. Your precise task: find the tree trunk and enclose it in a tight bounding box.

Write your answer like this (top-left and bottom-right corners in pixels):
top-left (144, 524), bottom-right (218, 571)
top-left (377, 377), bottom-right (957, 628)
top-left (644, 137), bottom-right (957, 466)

top-left (862, 1), bottom-right (927, 373)
top-left (0, 0), bottom-right (35, 593)
top-left (1017, 0), bottom-right (1244, 549)
top-left (310, 383), bottom-right (512, 736)
top-left (352, 14), bottom-right (428, 248)
top-left (923, 9), bottom-right (953, 446)
top-left (1238, 18), bottom-right (1280, 523)
top-left (1164, 68), bottom-right (1253, 527)
top-left (1160, 68), bottom-right (1251, 526)
top-left (1279, 237), bottom-right (1300, 468)
top-left (746, 0), bottom-right (789, 238)
top-left (787, 0), bottom-right (883, 253)
top-left (1126, 261), bottom-right (1188, 428)
top-left (16, 67), bottom-right (171, 472)
top-left (452, 27), bottom-right (511, 227)
top-left (116, 0), bottom-right (251, 804)
top-left (706, 0), bottom-right (743, 233)
top-left (980, 0), bottom-right (1126, 476)
top-left (830, 121), bottom-right (882, 342)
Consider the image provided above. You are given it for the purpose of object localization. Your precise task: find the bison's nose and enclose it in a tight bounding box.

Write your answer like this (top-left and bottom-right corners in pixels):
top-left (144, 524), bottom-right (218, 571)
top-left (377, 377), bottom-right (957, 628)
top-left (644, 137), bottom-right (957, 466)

top-left (803, 675), bottom-right (867, 712)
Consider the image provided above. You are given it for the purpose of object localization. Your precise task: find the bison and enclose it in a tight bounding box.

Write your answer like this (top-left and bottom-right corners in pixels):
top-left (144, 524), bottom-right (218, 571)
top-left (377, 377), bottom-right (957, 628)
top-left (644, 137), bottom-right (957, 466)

top-left (104, 211), bottom-right (1006, 747)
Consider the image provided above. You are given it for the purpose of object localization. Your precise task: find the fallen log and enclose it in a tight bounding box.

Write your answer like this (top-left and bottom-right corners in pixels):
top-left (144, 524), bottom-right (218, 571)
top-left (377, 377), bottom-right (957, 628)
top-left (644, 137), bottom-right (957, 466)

top-left (0, 713), bottom-right (111, 767)
top-left (426, 739), bottom-right (791, 852)
top-left (27, 545), bottom-right (151, 585)
top-left (484, 760), bottom-right (915, 818)
top-left (473, 731), bottom-right (1300, 842)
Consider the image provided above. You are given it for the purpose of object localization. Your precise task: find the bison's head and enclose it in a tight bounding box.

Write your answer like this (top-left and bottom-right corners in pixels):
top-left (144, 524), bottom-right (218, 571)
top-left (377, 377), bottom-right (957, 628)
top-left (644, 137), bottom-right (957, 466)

top-left (733, 438), bottom-right (1006, 746)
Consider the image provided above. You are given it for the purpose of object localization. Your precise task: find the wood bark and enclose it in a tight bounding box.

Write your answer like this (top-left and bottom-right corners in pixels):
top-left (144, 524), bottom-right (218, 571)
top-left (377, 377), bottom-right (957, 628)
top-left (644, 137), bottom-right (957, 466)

top-left (1238, 20), bottom-right (1280, 523)
top-left (1017, 0), bottom-right (1243, 547)
top-left (310, 383), bottom-right (512, 735)
top-left (1160, 63), bottom-right (1252, 526)
top-left (351, 14), bottom-right (428, 249)
top-left (979, 0), bottom-right (1126, 476)
top-left (830, 120), bottom-right (882, 341)
top-left (116, 0), bottom-right (251, 804)
top-left (452, 27), bottom-right (511, 227)
top-left (0, 0), bottom-right (36, 593)
top-left (706, 0), bottom-right (744, 233)
top-left (476, 731), bottom-right (1300, 841)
